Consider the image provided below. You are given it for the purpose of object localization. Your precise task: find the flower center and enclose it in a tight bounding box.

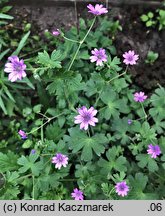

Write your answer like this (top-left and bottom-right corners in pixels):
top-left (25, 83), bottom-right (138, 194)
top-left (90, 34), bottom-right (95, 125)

top-left (14, 63), bottom-right (22, 72)
top-left (97, 53), bottom-right (103, 59)
top-left (83, 113), bottom-right (91, 122)
top-left (119, 185), bottom-right (125, 191)
top-left (128, 55), bottom-right (133, 61)
top-left (58, 155), bottom-right (63, 162)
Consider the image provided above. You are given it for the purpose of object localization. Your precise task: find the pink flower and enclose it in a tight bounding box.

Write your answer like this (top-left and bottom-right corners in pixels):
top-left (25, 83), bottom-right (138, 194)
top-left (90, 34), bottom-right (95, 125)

top-left (52, 153), bottom-right (68, 169)
top-left (115, 181), bottom-right (129, 197)
top-left (134, 92), bottom-right (147, 102)
top-left (87, 4), bottom-right (108, 16)
top-left (74, 106), bottom-right (98, 130)
top-left (90, 48), bottom-right (107, 66)
top-left (52, 29), bottom-right (60, 36)
top-left (123, 50), bottom-right (139, 65)
top-left (18, 130), bottom-right (27, 139)
top-left (71, 188), bottom-right (84, 200)
top-left (147, 144), bottom-right (161, 158)
top-left (4, 56), bottom-right (26, 82)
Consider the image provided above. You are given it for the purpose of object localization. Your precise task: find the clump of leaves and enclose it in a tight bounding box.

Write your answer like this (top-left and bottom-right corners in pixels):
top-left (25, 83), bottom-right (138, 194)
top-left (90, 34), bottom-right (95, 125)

top-left (145, 51), bottom-right (159, 65)
top-left (140, 8), bottom-right (165, 30)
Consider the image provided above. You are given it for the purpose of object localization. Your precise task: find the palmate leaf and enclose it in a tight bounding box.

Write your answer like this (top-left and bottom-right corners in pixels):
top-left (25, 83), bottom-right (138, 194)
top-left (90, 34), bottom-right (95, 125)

top-left (64, 127), bottom-right (108, 161)
top-left (149, 87), bottom-right (165, 119)
top-left (85, 72), bottom-right (106, 97)
top-left (0, 151), bottom-right (19, 172)
top-left (136, 154), bottom-right (159, 172)
top-left (17, 154), bottom-right (43, 176)
top-left (128, 173), bottom-right (158, 200)
top-left (98, 146), bottom-right (127, 174)
top-left (111, 117), bottom-right (132, 145)
top-left (45, 121), bottom-right (65, 142)
top-left (46, 71), bottom-right (85, 98)
top-left (38, 50), bottom-right (62, 69)
top-left (138, 122), bottom-right (157, 143)
top-left (100, 87), bottom-right (130, 120)
top-left (0, 171), bottom-right (20, 200)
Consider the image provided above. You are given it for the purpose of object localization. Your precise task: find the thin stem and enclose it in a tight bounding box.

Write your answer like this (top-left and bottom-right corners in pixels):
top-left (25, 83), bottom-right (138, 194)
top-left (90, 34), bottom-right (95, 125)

top-left (38, 112), bottom-right (49, 120)
top-left (108, 65), bottom-right (128, 83)
top-left (153, 172), bottom-right (165, 181)
top-left (17, 174), bottom-right (32, 181)
top-left (140, 102), bottom-right (148, 119)
top-left (87, 129), bottom-right (90, 137)
top-left (94, 66), bottom-right (128, 107)
top-left (67, 17), bottom-right (96, 71)
top-left (27, 112), bottom-right (65, 135)
top-left (59, 179), bottom-right (77, 182)
top-left (62, 35), bottom-right (80, 44)
top-left (74, 0), bottom-right (79, 35)
top-left (41, 119), bottom-right (44, 143)
top-left (32, 175), bottom-right (35, 200)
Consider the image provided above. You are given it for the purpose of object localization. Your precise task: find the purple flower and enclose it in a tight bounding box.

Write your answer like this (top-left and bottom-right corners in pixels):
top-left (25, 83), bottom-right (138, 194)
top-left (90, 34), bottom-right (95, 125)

top-left (4, 56), bottom-right (27, 82)
top-left (128, 119), bottom-right (132, 125)
top-left (87, 4), bottom-right (108, 16)
top-left (52, 29), bottom-right (60, 36)
top-left (31, 149), bottom-right (36, 154)
top-left (115, 181), bottom-right (129, 197)
top-left (71, 188), bottom-right (84, 200)
top-left (90, 48), bottom-right (107, 66)
top-left (147, 144), bottom-right (161, 158)
top-left (18, 130), bottom-right (27, 139)
top-left (123, 50), bottom-right (139, 65)
top-left (134, 92), bottom-right (147, 102)
top-left (74, 106), bottom-right (98, 130)
top-left (52, 153), bottom-right (68, 169)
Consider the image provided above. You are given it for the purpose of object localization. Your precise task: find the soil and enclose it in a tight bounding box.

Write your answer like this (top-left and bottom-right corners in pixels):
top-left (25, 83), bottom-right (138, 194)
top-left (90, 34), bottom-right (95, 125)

top-left (8, 2), bottom-right (165, 92)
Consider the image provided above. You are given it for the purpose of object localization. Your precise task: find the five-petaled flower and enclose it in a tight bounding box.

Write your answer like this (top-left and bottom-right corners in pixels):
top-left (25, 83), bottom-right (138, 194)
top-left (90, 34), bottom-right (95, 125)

top-left (147, 144), bottom-right (161, 158)
top-left (18, 130), bottom-right (27, 139)
top-left (90, 48), bottom-right (107, 66)
top-left (74, 106), bottom-right (98, 130)
top-left (123, 50), bottom-right (139, 65)
top-left (134, 91), bottom-right (147, 102)
top-left (115, 181), bottom-right (129, 197)
top-left (87, 4), bottom-right (108, 16)
top-left (71, 188), bottom-right (84, 200)
top-left (52, 153), bottom-right (68, 169)
top-left (4, 56), bottom-right (27, 82)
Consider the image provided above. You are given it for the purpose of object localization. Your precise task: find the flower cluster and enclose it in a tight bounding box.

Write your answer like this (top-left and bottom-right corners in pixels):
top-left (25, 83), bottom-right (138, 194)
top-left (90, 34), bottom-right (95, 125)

top-left (13, 3), bottom-right (163, 200)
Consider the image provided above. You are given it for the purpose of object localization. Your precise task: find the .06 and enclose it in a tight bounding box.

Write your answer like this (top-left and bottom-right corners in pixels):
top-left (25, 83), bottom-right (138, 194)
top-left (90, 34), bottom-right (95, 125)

top-left (149, 203), bottom-right (162, 211)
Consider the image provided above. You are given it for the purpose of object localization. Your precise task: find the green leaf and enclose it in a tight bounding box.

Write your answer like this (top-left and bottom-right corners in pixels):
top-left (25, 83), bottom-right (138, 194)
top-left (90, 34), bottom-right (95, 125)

top-left (38, 50), bottom-right (62, 69)
top-left (0, 152), bottom-right (19, 172)
top-left (17, 154), bottom-right (43, 176)
top-left (45, 121), bottom-right (65, 142)
top-left (141, 14), bottom-right (148, 22)
top-left (136, 154), bottom-right (159, 172)
top-left (12, 31), bottom-right (30, 56)
top-left (98, 146), bottom-right (127, 174)
top-left (0, 48), bottom-right (10, 60)
top-left (128, 172), bottom-right (148, 193)
top-left (0, 94), bottom-right (7, 114)
top-left (0, 13), bottom-right (13, 20)
top-left (139, 122), bottom-right (157, 143)
top-left (64, 127), bottom-right (108, 161)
